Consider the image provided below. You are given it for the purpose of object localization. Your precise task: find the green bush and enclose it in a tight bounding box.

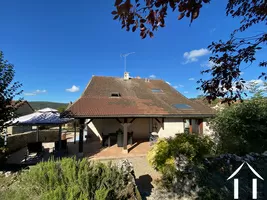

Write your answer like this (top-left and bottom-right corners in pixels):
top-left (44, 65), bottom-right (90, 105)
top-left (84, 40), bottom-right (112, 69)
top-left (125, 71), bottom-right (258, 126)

top-left (147, 133), bottom-right (214, 175)
top-left (210, 99), bottom-right (267, 155)
top-left (0, 158), bottom-right (141, 200)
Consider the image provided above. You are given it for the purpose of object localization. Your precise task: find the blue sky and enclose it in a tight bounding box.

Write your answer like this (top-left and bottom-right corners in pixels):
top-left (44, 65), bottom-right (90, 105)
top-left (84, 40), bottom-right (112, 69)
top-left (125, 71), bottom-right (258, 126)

top-left (0, 0), bottom-right (266, 103)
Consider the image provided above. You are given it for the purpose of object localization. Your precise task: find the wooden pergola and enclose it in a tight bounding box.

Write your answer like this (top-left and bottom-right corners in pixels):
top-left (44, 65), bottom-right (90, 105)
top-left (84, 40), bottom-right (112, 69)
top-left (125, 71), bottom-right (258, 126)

top-left (76, 117), bottom-right (164, 155)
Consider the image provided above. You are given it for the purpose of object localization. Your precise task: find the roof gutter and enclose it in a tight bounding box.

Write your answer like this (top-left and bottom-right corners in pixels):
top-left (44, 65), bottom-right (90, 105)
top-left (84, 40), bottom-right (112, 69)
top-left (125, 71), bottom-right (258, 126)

top-left (70, 114), bottom-right (215, 119)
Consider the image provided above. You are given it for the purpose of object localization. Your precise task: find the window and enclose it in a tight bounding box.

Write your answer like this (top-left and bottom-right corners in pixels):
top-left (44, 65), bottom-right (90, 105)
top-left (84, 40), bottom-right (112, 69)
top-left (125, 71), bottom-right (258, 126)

top-left (183, 119), bottom-right (190, 134)
top-left (110, 92), bottom-right (121, 97)
top-left (173, 104), bottom-right (192, 109)
top-left (151, 88), bottom-right (163, 93)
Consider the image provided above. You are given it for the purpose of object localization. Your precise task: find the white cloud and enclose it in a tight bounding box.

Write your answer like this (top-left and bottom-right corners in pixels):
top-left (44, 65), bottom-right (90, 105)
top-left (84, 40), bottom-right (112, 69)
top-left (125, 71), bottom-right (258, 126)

top-left (173, 84), bottom-right (184, 89)
top-left (188, 78), bottom-right (195, 81)
top-left (66, 85), bottom-right (80, 92)
top-left (200, 60), bottom-right (215, 68)
top-left (240, 72), bottom-right (244, 75)
top-left (149, 75), bottom-right (156, 79)
top-left (184, 91), bottom-right (189, 94)
top-left (23, 89), bottom-right (47, 96)
top-left (249, 79), bottom-right (263, 85)
top-left (201, 60), bottom-right (224, 69)
top-left (245, 79), bottom-right (266, 91)
top-left (24, 92), bottom-right (36, 96)
top-left (166, 81), bottom-right (171, 85)
top-left (183, 48), bottom-right (210, 64)
top-left (36, 89), bottom-right (47, 93)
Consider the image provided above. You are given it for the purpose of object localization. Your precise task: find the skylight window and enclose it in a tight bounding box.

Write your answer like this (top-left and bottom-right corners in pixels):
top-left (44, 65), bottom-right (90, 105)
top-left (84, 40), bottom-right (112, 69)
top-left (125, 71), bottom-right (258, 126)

top-left (110, 92), bottom-right (121, 97)
top-left (173, 104), bottom-right (192, 109)
top-left (152, 89), bottom-right (163, 93)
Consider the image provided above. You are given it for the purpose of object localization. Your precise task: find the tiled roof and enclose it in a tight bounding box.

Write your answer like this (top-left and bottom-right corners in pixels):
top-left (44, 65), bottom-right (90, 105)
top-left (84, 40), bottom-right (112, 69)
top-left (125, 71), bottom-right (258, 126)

top-left (67, 76), bottom-right (215, 118)
top-left (11, 100), bottom-right (34, 111)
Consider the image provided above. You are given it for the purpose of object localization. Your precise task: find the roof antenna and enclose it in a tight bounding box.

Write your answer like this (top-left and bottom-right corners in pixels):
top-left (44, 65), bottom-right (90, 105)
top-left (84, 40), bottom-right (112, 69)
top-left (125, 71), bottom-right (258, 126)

top-left (120, 52), bottom-right (135, 72)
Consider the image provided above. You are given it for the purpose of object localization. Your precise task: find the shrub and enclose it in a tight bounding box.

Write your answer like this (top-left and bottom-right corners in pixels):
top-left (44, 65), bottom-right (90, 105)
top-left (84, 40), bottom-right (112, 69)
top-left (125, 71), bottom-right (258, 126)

top-left (147, 133), bottom-right (214, 178)
top-left (0, 158), bottom-right (141, 200)
top-left (210, 99), bottom-right (267, 155)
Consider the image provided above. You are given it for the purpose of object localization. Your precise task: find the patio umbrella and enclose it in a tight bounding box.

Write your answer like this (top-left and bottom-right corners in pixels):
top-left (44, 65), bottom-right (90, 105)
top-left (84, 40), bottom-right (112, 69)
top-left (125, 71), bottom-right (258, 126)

top-left (7, 108), bottom-right (73, 142)
top-left (10, 108), bottom-right (72, 126)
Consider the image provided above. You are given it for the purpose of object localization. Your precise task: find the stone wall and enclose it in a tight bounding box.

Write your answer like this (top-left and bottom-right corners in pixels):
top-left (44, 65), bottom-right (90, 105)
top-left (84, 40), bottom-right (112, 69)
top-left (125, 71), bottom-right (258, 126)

top-left (160, 152), bottom-right (267, 200)
top-left (6, 130), bottom-right (60, 153)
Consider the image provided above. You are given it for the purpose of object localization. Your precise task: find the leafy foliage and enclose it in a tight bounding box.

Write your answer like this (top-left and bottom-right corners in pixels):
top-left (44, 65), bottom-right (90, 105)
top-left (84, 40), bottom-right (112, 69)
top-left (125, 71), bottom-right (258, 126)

top-left (57, 105), bottom-right (67, 113)
top-left (0, 158), bottom-right (141, 200)
top-left (112, 0), bottom-right (210, 39)
top-left (113, 0), bottom-right (267, 104)
top-left (147, 133), bottom-right (214, 175)
top-left (0, 51), bottom-right (23, 132)
top-left (210, 99), bottom-right (267, 155)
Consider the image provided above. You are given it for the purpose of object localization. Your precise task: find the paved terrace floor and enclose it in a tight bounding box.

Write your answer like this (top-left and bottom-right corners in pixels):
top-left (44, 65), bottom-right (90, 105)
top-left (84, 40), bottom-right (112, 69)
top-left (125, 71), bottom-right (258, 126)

top-left (5, 133), bottom-right (152, 164)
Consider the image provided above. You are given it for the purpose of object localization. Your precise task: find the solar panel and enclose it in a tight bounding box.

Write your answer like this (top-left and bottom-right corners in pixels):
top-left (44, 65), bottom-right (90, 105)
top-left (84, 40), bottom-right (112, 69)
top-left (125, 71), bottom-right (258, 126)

top-left (173, 104), bottom-right (192, 109)
top-left (152, 89), bottom-right (162, 93)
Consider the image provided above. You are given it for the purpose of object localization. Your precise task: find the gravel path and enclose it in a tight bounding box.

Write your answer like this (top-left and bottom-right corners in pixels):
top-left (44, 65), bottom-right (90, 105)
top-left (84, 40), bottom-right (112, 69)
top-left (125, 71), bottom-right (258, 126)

top-left (99, 156), bottom-right (161, 199)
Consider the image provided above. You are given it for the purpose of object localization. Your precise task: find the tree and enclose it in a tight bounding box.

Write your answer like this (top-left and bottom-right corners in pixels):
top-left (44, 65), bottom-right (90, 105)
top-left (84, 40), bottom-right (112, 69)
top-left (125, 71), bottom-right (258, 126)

top-left (0, 51), bottom-right (23, 132)
top-left (112, 0), bottom-right (267, 104)
top-left (210, 99), bottom-right (267, 155)
top-left (247, 80), bottom-right (267, 99)
top-left (57, 105), bottom-right (67, 113)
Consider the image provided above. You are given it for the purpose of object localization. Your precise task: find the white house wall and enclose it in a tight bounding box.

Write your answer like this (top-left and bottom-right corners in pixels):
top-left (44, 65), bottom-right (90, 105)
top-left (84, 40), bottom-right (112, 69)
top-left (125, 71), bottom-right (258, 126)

top-left (86, 117), bottom-right (213, 141)
top-left (128, 118), bottom-right (150, 139)
top-left (158, 118), bottom-right (184, 138)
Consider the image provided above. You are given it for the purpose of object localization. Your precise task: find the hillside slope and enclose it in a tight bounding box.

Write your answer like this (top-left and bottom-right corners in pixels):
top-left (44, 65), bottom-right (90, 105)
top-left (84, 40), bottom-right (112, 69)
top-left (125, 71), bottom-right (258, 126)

top-left (29, 101), bottom-right (68, 110)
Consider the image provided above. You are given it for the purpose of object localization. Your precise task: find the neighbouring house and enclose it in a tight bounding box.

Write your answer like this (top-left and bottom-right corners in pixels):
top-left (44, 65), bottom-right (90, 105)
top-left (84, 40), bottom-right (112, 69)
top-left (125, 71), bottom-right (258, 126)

top-left (67, 72), bottom-right (215, 154)
top-left (6, 101), bottom-right (34, 134)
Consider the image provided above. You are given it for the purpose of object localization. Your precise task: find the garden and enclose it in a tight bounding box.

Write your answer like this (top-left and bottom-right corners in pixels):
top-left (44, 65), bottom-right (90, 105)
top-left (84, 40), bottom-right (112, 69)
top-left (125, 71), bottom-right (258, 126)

top-left (0, 158), bottom-right (141, 200)
top-left (147, 98), bottom-right (267, 199)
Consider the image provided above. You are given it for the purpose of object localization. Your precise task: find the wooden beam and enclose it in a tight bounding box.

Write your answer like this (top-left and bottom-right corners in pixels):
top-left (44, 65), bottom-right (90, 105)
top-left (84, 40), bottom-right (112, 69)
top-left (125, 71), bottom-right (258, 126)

top-left (116, 118), bottom-right (122, 124)
top-left (129, 118), bottom-right (136, 124)
top-left (79, 119), bottom-right (85, 154)
top-left (154, 118), bottom-right (161, 124)
top-left (86, 119), bottom-right (93, 125)
top-left (155, 118), bottom-right (164, 130)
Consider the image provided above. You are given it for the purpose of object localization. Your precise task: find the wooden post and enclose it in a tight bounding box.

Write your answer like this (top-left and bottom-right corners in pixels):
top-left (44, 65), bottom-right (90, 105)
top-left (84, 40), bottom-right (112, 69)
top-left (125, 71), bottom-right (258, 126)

top-left (189, 119), bottom-right (193, 134)
top-left (123, 118), bottom-right (128, 154)
top-left (198, 119), bottom-right (203, 135)
top-left (36, 126), bottom-right (39, 142)
top-left (58, 125), bottom-right (62, 157)
top-left (78, 119), bottom-right (85, 156)
top-left (74, 121), bottom-right (76, 144)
